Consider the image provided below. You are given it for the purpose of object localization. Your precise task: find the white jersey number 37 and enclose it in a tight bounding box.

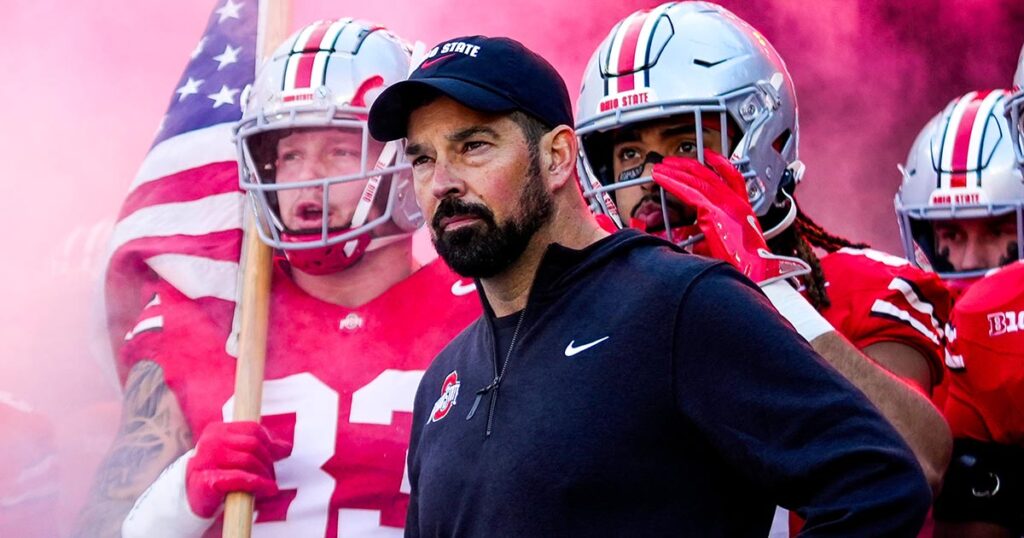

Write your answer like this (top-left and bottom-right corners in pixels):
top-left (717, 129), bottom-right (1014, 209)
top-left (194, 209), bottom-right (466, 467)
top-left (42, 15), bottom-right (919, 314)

top-left (223, 370), bottom-right (424, 537)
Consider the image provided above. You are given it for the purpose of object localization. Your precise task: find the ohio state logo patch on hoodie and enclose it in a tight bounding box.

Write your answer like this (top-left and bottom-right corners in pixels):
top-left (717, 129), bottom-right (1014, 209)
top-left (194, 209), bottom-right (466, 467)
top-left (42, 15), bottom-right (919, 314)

top-left (430, 371), bottom-right (461, 423)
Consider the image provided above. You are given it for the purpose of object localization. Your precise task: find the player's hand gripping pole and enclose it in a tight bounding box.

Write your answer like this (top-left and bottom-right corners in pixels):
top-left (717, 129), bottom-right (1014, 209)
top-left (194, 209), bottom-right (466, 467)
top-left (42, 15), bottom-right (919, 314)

top-left (222, 1), bottom-right (290, 536)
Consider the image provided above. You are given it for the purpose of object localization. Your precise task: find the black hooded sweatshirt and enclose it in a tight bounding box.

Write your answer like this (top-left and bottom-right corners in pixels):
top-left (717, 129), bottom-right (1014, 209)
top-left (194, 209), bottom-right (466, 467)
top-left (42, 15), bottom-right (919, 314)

top-left (406, 229), bottom-right (930, 537)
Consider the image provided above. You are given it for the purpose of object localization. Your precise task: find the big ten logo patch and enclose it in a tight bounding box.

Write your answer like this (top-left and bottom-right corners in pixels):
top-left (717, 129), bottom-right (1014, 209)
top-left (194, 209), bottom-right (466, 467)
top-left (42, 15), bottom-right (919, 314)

top-left (987, 310), bottom-right (1024, 336)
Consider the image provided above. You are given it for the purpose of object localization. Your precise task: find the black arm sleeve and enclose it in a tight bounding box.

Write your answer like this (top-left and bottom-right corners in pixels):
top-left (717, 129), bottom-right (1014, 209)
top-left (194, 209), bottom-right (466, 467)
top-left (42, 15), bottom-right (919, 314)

top-left (672, 264), bottom-right (931, 537)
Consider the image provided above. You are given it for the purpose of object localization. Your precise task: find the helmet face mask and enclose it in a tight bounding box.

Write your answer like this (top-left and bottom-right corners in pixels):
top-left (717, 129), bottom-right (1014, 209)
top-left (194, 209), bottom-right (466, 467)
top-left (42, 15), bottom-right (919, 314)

top-left (578, 111), bottom-right (732, 242)
top-left (235, 19), bottom-right (423, 273)
top-left (239, 119), bottom-right (410, 248)
top-left (575, 1), bottom-right (800, 244)
top-left (896, 90), bottom-right (1024, 281)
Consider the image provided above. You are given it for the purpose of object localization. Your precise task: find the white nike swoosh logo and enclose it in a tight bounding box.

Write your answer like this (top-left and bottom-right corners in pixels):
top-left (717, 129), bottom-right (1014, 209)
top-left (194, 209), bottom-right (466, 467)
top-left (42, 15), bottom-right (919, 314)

top-left (450, 280), bottom-right (476, 296)
top-left (564, 336), bottom-right (610, 357)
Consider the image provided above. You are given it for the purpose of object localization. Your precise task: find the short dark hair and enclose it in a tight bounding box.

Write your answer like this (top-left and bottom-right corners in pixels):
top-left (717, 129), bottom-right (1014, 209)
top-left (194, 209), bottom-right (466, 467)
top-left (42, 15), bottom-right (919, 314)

top-left (509, 110), bottom-right (550, 162)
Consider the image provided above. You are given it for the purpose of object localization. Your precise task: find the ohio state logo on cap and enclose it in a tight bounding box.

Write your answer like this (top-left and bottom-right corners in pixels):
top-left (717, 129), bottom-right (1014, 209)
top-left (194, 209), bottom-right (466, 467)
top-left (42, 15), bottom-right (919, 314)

top-left (430, 371), bottom-right (461, 423)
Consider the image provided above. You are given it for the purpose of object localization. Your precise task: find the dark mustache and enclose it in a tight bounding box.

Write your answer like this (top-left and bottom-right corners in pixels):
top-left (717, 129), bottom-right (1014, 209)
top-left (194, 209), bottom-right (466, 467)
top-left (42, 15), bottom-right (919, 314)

top-left (432, 197), bottom-right (495, 230)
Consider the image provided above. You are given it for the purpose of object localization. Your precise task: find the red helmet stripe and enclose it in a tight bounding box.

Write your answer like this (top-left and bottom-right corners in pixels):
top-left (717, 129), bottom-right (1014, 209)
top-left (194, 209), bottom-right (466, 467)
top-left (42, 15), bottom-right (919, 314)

top-left (292, 22), bottom-right (334, 89)
top-left (614, 12), bottom-right (649, 93)
top-left (298, 20), bottom-right (333, 52)
top-left (949, 90), bottom-right (993, 188)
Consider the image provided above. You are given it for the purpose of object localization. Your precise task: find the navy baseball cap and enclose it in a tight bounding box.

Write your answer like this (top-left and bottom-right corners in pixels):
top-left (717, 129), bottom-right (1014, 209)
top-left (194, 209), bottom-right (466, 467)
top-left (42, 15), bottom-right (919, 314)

top-left (368, 36), bottom-right (573, 141)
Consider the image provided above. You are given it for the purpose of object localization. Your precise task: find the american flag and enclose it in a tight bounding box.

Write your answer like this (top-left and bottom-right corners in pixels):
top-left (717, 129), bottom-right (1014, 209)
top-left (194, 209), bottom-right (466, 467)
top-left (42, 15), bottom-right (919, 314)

top-left (105, 0), bottom-right (261, 381)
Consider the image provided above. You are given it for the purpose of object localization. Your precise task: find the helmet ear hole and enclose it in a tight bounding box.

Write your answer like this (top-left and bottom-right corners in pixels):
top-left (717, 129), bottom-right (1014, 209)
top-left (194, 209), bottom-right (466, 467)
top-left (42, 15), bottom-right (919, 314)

top-left (772, 129), bottom-right (792, 153)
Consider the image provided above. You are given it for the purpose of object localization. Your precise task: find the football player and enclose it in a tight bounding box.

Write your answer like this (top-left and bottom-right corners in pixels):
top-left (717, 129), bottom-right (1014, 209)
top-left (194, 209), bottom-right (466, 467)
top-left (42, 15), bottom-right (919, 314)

top-left (935, 261), bottom-right (1024, 538)
top-left (76, 20), bottom-right (480, 537)
top-left (575, 3), bottom-right (952, 534)
top-left (897, 80), bottom-right (1024, 536)
top-left (896, 90), bottom-right (1024, 298)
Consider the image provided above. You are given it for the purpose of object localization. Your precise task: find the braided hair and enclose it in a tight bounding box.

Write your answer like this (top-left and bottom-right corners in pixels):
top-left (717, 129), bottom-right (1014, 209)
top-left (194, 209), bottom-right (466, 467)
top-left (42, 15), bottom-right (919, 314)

top-left (767, 206), bottom-right (870, 310)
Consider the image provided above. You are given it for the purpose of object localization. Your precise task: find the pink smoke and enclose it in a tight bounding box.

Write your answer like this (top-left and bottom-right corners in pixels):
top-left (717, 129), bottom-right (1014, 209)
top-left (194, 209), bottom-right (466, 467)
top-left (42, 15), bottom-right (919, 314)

top-left (723, 0), bottom-right (1024, 252)
top-left (0, 0), bottom-right (1021, 535)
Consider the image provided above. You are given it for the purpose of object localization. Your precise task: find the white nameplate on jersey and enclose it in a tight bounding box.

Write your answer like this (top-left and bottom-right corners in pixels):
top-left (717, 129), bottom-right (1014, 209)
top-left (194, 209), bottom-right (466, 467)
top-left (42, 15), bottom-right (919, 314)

top-left (429, 371), bottom-right (461, 423)
top-left (598, 89), bottom-right (657, 114)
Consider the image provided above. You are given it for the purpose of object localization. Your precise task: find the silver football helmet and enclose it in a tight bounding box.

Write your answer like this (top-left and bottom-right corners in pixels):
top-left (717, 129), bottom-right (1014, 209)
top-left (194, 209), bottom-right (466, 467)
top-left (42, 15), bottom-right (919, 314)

top-left (235, 19), bottom-right (423, 274)
top-left (1006, 43), bottom-right (1024, 170)
top-left (895, 89), bottom-right (1024, 280)
top-left (575, 1), bottom-right (801, 242)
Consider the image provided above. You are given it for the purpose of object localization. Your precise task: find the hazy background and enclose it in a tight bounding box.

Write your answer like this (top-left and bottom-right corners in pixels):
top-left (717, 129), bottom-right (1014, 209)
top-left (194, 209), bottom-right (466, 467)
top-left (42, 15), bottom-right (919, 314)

top-left (0, 0), bottom-right (1021, 533)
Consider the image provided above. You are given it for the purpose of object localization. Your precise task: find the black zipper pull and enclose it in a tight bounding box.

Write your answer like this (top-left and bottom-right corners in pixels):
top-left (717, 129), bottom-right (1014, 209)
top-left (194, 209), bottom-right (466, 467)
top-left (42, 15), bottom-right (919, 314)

top-left (466, 378), bottom-right (499, 420)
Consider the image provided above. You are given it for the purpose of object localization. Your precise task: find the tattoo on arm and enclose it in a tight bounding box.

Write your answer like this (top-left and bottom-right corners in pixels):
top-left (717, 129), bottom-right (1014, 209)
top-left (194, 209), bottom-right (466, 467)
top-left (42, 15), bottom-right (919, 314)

top-left (73, 360), bottom-right (193, 537)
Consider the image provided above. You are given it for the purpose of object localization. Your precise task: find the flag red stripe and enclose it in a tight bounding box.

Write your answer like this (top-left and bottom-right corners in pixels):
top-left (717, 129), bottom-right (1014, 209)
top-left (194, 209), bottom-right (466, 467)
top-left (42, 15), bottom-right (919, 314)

top-left (117, 162), bottom-right (240, 220)
top-left (950, 91), bottom-right (992, 188)
top-left (615, 13), bottom-right (648, 93)
top-left (110, 230), bottom-right (243, 265)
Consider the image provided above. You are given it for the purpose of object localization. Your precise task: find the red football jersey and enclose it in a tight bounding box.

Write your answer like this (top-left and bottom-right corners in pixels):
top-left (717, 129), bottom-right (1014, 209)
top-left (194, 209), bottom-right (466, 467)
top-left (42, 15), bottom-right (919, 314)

top-left (120, 258), bottom-right (482, 537)
top-left (816, 248), bottom-right (952, 386)
top-left (774, 248), bottom-right (952, 538)
top-left (943, 261), bottom-right (1024, 444)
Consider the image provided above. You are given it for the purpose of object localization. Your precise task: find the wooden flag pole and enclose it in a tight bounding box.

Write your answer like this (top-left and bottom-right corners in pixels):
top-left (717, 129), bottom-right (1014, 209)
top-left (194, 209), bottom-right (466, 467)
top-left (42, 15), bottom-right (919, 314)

top-left (222, 0), bottom-right (290, 536)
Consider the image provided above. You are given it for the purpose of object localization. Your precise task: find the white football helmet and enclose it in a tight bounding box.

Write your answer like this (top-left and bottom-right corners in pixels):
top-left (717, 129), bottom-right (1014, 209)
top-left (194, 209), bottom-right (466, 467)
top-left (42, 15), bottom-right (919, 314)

top-left (235, 19), bottom-right (423, 274)
top-left (1006, 43), bottom-right (1024, 170)
top-left (895, 89), bottom-right (1024, 280)
top-left (575, 1), bottom-right (802, 242)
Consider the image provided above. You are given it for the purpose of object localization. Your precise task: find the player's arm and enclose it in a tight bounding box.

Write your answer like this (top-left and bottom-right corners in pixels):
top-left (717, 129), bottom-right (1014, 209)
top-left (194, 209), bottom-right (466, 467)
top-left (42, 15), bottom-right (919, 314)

top-left (861, 341), bottom-right (933, 395)
top-left (73, 360), bottom-right (193, 537)
top-left (810, 333), bottom-right (952, 494)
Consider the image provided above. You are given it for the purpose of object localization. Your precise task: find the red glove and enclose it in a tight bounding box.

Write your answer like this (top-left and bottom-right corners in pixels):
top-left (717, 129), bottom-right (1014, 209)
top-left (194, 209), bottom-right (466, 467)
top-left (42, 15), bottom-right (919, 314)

top-left (651, 150), bottom-right (809, 284)
top-left (185, 421), bottom-right (291, 518)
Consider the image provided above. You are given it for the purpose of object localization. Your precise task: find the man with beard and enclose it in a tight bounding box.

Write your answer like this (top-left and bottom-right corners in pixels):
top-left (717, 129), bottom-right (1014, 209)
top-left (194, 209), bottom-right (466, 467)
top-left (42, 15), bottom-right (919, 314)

top-left (367, 35), bottom-right (931, 536)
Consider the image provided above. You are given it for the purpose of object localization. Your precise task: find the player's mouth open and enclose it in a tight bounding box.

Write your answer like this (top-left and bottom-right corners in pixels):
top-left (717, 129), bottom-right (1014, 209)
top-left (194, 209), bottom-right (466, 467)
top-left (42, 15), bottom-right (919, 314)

top-left (293, 201), bottom-right (331, 228)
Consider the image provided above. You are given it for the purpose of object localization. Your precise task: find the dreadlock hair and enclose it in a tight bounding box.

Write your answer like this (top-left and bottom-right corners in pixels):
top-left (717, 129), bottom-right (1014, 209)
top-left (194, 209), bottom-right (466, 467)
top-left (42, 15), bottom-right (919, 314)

top-left (766, 205), bottom-right (870, 311)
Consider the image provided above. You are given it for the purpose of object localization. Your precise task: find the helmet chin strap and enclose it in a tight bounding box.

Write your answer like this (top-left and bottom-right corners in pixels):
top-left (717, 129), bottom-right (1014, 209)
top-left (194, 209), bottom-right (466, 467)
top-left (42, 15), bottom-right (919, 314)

top-left (344, 140), bottom-right (399, 256)
top-left (762, 189), bottom-right (798, 240)
top-left (761, 161), bottom-right (804, 240)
